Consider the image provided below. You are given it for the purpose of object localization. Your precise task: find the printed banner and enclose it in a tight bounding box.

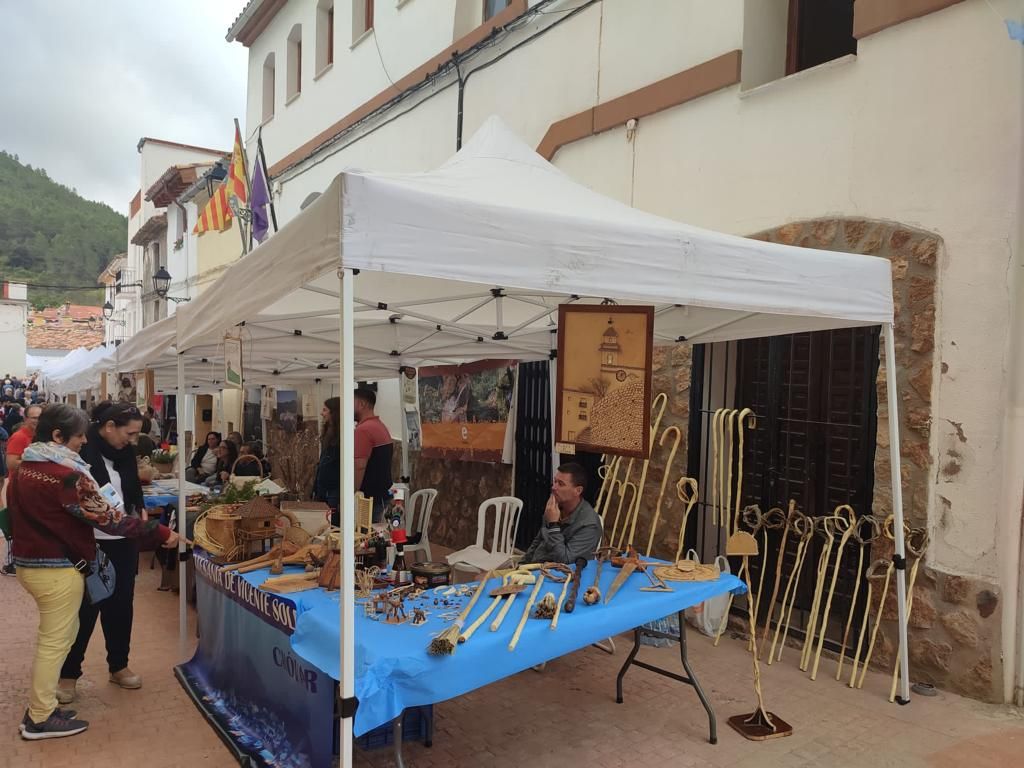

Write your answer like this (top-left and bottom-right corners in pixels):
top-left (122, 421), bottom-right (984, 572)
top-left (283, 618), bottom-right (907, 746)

top-left (176, 554), bottom-right (334, 768)
top-left (225, 336), bottom-right (243, 390)
top-left (417, 360), bottom-right (516, 462)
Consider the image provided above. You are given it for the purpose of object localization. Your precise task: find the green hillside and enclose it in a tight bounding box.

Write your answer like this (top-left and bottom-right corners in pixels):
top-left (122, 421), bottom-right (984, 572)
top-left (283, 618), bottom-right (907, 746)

top-left (0, 150), bottom-right (126, 308)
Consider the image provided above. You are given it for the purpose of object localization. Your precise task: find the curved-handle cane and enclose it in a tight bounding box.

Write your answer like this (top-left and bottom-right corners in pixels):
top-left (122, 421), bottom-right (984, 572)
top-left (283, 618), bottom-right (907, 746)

top-left (756, 502), bottom-right (793, 658)
top-left (645, 426), bottom-right (682, 557)
top-left (771, 513), bottom-right (815, 664)
top-left (888, 527), bottom-right (929, 702)
top-left (810, 504), bottom-right (858, 680)
top-left (673, 477), bottom-right (699, 563)
top-left (836, 514), bottom-right (880, 680)
top-left (800, 512), bottom-right (847, 671)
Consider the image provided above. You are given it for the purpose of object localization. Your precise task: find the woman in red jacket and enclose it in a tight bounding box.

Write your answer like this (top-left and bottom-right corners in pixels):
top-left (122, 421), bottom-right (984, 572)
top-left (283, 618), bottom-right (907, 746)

top-left (8, 404), bottom-right (178, 741)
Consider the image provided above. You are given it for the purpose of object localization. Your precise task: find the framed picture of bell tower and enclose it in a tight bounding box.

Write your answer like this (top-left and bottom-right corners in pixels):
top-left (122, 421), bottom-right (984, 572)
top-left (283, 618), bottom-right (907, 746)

top-left (555, 304), bottom-right (654, 458)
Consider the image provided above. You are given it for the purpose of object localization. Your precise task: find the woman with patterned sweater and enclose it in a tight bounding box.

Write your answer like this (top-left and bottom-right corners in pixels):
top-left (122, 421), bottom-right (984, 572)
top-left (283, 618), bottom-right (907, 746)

top-left (8, 404), bottom-right (178, 740)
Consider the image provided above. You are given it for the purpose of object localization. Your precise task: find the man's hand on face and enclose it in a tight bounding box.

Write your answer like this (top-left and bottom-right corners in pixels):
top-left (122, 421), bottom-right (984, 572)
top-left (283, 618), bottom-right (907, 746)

top-left (544, 493), bottom-right (561, 524)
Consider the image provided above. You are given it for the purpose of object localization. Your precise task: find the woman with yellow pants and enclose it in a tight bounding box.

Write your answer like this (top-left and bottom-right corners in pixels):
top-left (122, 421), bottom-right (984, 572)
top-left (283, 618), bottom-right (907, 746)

top-left (8, 404), bottom-right (176, 740)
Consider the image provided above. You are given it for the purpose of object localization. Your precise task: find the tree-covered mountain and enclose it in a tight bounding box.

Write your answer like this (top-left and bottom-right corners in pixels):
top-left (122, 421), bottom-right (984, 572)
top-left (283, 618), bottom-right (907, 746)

top-left (0, 150), bottom-right (126, 308)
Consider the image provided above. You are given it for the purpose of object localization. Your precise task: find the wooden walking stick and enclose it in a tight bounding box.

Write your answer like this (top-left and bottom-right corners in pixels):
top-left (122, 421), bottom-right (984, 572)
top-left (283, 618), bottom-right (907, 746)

top-left (889, 527), bottom-right (929, 702)
top-left (583, 548), bottom-right (612, 605)
top-left (810, 505), bottom-right (858, 680)
top-left (550, 572), bottom-right (572, 630)
top-left (722, 409), bottom-right (738, 539)
top-left (800, 512), bottom-right (846, 671)
top-left (644, 426), bottom-right (682, 557)
top-left (429, 570), bottom-right (493, 655)
top-left (460, 575), bottom-right (506, 643)
top-left (710, 408), bottom-right (724, 526)
top-left (607, 458), bottom-right (634, 548)
top-left (673, 477), bottom-right (699, 563)
top-left (835, 514), bottom-right (879, 681)
top-left (509, 573), bottom-right (546, 651)
top-left (490, 571), bottom-right (534, 632)
top-left (856, 514), bottom-right (903, 688)
top-left (758, 500), bottom-right (796, 658)
top-left (563, 557), bottom-right (587, 614)
top-left (728, 530), bottom-right (792, 740)
top-left (850, 558), bottom-right (890, 687)
top-left (618, 393), bottom-right (669, 549)
top-left (769, 512), bottom-right (814, 664)
top-left (750, 505), bottom-right (783, 642)
top-left (596, 455), bottom-right (622, 524)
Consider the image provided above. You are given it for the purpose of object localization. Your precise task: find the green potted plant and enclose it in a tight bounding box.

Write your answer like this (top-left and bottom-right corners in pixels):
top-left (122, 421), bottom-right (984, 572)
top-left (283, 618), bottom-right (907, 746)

top-left (150, 448), bottom-right (176, 475)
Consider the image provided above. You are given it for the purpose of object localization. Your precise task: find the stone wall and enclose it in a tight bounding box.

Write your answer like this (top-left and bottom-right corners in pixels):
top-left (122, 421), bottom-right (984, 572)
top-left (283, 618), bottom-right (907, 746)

top-left (752, 218), bottom-right (999, 702)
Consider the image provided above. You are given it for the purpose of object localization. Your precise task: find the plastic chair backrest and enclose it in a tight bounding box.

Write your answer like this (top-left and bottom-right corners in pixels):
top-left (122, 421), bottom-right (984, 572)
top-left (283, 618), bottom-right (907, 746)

top-left (407, 489), bottom-right (437, 538)
top-left (476, 496), bottom-right (523, 555)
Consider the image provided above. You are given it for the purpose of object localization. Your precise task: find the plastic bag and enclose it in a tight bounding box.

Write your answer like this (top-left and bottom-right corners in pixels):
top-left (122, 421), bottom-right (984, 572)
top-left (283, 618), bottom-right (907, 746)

top-left (685, 550), bottom-right (731, 636)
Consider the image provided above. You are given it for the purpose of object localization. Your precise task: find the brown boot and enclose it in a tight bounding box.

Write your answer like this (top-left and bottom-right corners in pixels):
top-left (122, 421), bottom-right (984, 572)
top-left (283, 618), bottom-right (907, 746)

top-left (56, 678), bottom-right (77, 705)
top-left (109, 667), bottom-right (142, 689)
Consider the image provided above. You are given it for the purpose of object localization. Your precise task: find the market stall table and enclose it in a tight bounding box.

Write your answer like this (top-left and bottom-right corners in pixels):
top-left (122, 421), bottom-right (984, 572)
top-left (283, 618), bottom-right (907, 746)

top-left (177, 552), bottom-right (744, 768)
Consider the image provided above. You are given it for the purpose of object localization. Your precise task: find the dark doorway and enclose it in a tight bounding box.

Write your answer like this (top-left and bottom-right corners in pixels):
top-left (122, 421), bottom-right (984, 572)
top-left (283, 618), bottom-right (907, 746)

top-left (513, 361), bottom-right (553, 551)
top-left (688, 327), bottom-right (879, 651)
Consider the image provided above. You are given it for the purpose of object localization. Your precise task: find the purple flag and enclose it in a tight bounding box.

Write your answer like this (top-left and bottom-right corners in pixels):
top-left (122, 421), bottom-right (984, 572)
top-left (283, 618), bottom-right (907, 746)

top-left (250, 159), bottom-right (270, 243)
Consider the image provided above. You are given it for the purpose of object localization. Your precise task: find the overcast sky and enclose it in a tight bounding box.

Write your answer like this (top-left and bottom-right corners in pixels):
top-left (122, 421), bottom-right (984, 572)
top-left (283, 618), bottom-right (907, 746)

top-left (0, 0), bottom-right (248, 214)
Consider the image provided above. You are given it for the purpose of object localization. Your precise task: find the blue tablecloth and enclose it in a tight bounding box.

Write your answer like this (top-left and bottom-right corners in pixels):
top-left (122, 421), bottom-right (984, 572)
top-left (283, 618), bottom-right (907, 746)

top-left (143, 479), bottom-right (208, 508)
top-left (238, 562), bottom-right (745, 736)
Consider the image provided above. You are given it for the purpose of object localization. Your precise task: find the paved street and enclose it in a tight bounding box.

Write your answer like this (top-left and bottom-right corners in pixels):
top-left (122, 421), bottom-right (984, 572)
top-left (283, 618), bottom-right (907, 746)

top-left (1, 558), bottom-right (1022, 768)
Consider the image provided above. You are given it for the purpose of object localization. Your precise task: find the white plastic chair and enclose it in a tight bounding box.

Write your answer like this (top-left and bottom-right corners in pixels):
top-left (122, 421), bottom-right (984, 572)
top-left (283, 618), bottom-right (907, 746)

top-left (446, 496), bottom-right (523, 575)
top-left (404, 488), bottom-right (437, 563)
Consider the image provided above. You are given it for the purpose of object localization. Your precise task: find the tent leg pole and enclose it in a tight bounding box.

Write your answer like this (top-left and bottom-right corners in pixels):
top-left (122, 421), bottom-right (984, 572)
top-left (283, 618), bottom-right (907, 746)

top-left (884, 323), bottom-right (911, 705)
top-left (176, 325), bottom-right (189, 663)
top-left (339, 269), bottom-right (356, 767)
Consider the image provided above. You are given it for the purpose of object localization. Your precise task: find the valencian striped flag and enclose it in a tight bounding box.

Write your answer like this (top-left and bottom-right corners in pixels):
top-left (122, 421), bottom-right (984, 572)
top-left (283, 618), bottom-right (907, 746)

top-left (227, 122), bottom-right (248, 208)
top-left (193, 183), bottom-right (233, 235)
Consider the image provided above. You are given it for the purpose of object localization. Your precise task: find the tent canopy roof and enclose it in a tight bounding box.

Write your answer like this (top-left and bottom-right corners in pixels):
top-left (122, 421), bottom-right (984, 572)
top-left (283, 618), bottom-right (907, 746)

top-left (85, 117), bottom-right (894, 385)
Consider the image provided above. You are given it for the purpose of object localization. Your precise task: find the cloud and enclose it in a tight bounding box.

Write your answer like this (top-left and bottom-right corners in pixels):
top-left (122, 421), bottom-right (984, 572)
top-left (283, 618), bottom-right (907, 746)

top-left (0, 0), bottom-right (248, 213)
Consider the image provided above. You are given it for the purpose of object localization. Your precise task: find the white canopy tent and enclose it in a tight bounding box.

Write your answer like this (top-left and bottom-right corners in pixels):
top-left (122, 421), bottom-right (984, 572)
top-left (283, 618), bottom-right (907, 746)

top-left (77, 117), bottom-right (910, 757)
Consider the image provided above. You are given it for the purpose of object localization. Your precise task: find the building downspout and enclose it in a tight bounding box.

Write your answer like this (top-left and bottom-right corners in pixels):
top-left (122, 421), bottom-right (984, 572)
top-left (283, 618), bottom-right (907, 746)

top-left (1006, 40), bottom-right (1024, 707)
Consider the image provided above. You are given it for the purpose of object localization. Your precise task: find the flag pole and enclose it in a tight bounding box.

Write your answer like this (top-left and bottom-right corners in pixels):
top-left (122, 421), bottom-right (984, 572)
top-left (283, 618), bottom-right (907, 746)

top-left (257, 129), bottom-right (278, 233)
top-left (232, 118), bottom-right (251, 255)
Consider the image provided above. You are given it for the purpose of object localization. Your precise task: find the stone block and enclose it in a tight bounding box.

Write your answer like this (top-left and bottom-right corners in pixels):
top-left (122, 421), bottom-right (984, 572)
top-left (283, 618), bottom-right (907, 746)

top-left (911, 305), bottom-right (935, 354)
top-left (909, 637), bottom-right (953, 672)
top-left (954, 654), bottom-right (994, 701)
top-left (889, 228), bottom-right (915, 255)
top-left (910, 587), bottom-right (937, 629)
top-left (906, 408), bottom-right (931, 437)
top-left (941, 575), bottom-right (970, 604)
top-left (913, 237), bottom-right (939, 266)
top-left (809, 219), bottom-right (838, 247)
top-left (843, 219), bottom-right (869, 248)
top-left (861, 225), bottom-right (887, 255)
top-left (891, 256), bottom-right (909, 281)
top-left (909, 275), bottom-right (936, 306)
top-left (902, 441), bottom-right (931, 470)
top-left (775, 222), bottom-right (803, 245)
top-left (652, 345), bottom-right (669, 370)
top-left (941, 609), bottom-right (980, 648)
top-left (910, 364), bottom-right (932, 404)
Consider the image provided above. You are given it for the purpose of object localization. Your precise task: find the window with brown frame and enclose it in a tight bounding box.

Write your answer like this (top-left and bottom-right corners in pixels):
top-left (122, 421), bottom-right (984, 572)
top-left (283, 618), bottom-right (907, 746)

top-left (786, 0), bottom-right (856, 75)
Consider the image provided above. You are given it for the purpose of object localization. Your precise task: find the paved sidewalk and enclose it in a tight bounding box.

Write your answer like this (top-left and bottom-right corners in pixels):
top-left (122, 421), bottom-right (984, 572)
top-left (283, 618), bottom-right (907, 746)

top-left (1, 556), bottom-right (1022, 768)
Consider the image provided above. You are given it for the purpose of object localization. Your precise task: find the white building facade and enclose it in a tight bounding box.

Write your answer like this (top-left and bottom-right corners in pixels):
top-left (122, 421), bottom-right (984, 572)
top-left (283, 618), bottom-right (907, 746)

top-left (228, 0), bottom-right (1024, 703)
top-left (0, 282), bottom-right (29, 378)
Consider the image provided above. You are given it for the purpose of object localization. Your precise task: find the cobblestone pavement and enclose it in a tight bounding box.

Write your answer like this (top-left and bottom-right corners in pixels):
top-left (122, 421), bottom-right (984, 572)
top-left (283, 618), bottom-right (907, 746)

top-left (1, 553), bottom-right (1022, 768)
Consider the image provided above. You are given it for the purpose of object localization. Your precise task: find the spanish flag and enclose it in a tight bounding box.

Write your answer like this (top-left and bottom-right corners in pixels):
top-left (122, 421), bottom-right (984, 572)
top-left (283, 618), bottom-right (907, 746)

top-left (227, 122), bottom-right (248, 208)
top-left (193, 183), bottom-right (233, 235)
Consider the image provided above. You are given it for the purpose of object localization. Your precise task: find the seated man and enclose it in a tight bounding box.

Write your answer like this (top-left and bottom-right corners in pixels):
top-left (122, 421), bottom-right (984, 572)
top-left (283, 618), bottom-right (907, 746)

top-left (522, 462), bottom-right (602, 565)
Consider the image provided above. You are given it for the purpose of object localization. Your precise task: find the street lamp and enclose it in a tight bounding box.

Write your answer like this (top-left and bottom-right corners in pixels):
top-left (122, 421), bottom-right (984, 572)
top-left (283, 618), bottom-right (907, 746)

top-left (153, 266), bottom-right (190, 303)
top-left (102, 301), bottom-right (114, 320)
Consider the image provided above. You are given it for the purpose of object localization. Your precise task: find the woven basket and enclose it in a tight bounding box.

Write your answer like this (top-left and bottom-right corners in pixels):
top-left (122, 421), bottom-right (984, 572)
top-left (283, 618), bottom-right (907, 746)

top-left (229, 454), bottom-right (266, 489)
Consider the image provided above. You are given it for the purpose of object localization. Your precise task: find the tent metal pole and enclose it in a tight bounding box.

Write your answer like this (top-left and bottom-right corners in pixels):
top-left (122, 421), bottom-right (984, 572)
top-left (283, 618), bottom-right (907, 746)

top-left (176, 312), bottom-right (189, 663)
top-left (884, 323), bottom-right (911, 704)
top-left (339, 268), bottom-right (356, 767)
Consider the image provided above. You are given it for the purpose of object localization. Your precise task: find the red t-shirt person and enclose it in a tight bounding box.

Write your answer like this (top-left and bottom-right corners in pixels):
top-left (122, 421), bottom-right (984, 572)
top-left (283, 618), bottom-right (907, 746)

top-left (6, 425), bottom-right (34, 460)
top-left (354, 415), bottom-right (393, 511)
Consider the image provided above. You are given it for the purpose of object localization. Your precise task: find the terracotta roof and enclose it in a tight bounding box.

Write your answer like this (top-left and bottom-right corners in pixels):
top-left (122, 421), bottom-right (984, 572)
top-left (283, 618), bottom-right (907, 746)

top-left (136, 137), bottom-right (228, 156)
top-left (130, 213), bottom-right (168, 246)
top-left (32, 305), bottom-right (103, 323)
top-left (27, 325), bottom-right (105, 352)
top-left (145, 163), bottom-right (214, 207)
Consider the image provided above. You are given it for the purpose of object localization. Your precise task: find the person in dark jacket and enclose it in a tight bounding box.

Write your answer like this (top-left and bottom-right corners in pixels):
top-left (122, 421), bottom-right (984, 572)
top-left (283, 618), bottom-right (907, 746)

top-left (313, 397), bottom-right (341, 519)
top-left (185, 432), bottom-right (221, 483)
top-left (10, 403), bottom-right (175, 739)
top-left (57, 402), bottom-right (157, 704)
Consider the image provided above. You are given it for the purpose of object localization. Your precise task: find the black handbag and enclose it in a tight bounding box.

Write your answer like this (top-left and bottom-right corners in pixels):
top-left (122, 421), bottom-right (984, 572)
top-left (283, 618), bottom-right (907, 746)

top-left (18, 509), bottom-right (116, 605)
